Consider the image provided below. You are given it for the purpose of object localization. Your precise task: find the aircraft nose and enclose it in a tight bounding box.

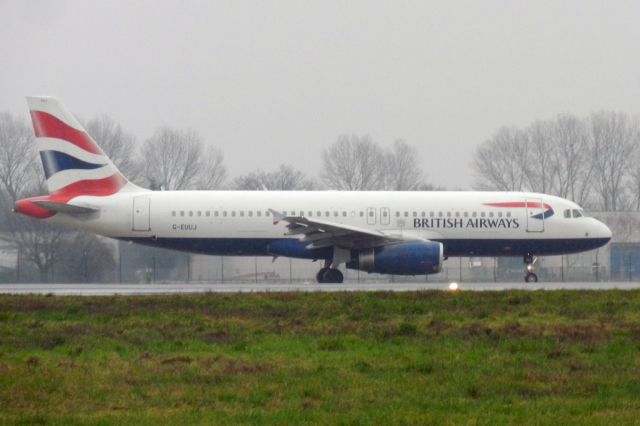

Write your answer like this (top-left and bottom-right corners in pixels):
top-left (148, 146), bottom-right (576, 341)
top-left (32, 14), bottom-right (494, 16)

top-left (596, 220), bottom-right (612, 241)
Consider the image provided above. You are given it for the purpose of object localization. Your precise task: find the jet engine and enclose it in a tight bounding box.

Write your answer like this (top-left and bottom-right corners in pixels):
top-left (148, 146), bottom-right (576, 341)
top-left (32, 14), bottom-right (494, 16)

top-left (346, 241), bottom-right (443, 275)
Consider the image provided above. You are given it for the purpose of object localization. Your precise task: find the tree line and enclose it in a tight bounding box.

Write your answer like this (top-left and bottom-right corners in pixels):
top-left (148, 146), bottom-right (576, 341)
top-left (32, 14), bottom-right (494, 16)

top-left (473, 111), bottom-right (640, 212)
top-left (2, 107), bottom-right (637, 281)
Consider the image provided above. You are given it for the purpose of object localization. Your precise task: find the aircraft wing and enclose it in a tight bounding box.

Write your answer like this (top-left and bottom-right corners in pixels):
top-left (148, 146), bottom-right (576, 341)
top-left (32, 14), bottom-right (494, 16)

top-left (269, 209), bottom-right (436, 250)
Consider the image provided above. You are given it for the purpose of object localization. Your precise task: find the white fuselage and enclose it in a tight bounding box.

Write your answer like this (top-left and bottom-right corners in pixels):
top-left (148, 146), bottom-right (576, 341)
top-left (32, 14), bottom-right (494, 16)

top-left (49, 190), bottom-right (612, 259)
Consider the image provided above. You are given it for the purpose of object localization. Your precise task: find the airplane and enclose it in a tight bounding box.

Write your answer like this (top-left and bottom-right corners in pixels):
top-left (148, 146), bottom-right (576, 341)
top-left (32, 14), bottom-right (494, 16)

top-left (14, 96), bottom-right (612, 283)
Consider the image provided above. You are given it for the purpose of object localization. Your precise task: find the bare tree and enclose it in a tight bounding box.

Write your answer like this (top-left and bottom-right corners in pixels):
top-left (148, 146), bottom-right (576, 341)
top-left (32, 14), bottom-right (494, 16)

top-left (56, 233), bottom-right (116, 282)
top-left (588, 111), bottom-right (639, 211)
top-left (386, 140), bottom-right (424, 190)
top-left (3, 213), bottom-right (69, 282)
top-left (631, 156), bottom-right (640, 211)
top-left (321, 135), bottom-right (388, 190)
top-left (473, 127), bottom-right (529, 191)
top-left (232, 164), bottom-right (314, 190)
top-left (523, 120), bottom-right (554, 194)
top-left (84, 115), bottom-right (143, 183)
top-left (199, 146), bottom-right (228, 190)
top-left (141, 127), bottom-right (227, 190)
top-left (474, 114), bottom-right (595, 207)
top-left (548, 114), bottom-right (593, 206)
top-left (0, 113), bottom-right (38, 200)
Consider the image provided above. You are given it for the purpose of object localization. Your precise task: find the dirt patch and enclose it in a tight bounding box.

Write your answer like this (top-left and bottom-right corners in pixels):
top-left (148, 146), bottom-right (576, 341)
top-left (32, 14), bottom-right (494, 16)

top-left (161, 355), bottom-right (193, 365)
top-left (554, 324), bottom-right (608, 345)
top-left (219, 358), bottom-right (271, 375)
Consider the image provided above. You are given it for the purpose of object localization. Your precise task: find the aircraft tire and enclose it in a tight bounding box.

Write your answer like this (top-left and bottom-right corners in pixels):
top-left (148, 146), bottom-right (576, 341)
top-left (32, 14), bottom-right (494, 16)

top-left (525, 272), bottom-right (538, 283)
top-left (317, 268), bottom-right (343, 283)
top-left (316, 268), bottom-right (330, 283)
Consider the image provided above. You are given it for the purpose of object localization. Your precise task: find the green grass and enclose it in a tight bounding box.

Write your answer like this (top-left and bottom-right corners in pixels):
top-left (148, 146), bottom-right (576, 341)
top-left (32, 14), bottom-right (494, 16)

top-left (1, 290), bottom-right (640, 424)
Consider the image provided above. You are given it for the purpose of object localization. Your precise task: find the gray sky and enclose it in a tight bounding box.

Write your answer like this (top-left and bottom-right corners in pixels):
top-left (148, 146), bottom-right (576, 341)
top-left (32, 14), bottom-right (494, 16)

top-left (1, 0), bottom-right (639, 189)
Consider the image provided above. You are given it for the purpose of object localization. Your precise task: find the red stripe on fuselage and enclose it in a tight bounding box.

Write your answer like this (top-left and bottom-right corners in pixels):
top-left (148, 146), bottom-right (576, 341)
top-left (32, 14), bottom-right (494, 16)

top-left (30, 110), bottom-right (103, 155)
top-left (483, 202), bottom-right (552, 210)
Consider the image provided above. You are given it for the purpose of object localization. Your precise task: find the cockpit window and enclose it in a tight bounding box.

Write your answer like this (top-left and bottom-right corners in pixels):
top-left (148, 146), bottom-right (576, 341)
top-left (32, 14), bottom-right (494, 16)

top-left (564, 209), bottom-right (571, 218)
top-left (572, 209), bottom-right (583, 218)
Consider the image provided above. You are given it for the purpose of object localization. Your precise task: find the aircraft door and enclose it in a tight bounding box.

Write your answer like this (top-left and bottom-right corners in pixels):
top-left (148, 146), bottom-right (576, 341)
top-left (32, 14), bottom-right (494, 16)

top-left (525, 198), bottom-right (544, 232)
top-left (132, 196), bottom-right (151, 231)
top-left (380, 207), bottom-right (390, 225)
top-left (366, 207), bottom-right (377, 225)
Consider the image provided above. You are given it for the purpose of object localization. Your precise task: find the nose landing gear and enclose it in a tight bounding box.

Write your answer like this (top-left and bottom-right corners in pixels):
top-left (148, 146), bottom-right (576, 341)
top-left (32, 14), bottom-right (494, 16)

top-left (524, 254), bottom-right (538, 283)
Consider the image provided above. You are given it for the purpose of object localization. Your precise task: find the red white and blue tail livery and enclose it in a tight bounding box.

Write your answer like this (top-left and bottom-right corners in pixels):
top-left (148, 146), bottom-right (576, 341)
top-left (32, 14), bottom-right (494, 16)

top-left (15, 96), bottom-right (612, 283)
top-left (16, 97), bottom-right (145, 218)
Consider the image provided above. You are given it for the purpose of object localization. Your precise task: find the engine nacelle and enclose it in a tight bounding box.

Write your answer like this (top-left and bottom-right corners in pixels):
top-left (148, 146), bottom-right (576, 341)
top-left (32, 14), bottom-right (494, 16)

top-left (346, 241), bottom-right (443, 275)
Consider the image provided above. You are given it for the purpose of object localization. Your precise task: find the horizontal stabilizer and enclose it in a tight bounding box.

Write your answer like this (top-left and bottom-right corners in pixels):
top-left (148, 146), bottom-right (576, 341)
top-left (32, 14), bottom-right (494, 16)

top-left (32, 201), bottom-right (98, 215)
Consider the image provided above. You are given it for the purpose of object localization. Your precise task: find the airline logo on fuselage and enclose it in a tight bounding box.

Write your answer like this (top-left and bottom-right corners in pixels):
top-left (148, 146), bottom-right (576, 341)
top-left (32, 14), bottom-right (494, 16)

top-left (412, 201), bottom-right (553, 230)
top-left (413, 217), bottom-right (520, 229)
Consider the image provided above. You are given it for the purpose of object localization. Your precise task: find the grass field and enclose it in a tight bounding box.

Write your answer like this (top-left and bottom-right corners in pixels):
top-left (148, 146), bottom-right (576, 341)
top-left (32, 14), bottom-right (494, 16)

top-left (1, 290), bottom-right (640, 425)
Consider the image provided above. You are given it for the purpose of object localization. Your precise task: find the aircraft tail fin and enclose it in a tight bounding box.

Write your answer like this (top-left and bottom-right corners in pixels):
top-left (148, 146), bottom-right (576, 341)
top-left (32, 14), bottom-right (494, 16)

top-left (15, 97), bottom-right (146, 219)
top-left (26, 96), bottom-right (145, 196)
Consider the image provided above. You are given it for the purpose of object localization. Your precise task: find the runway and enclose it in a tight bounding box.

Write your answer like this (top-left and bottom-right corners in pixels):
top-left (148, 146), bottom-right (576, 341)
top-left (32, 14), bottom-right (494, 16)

top-left (0, 281), bottom-right (639, 296)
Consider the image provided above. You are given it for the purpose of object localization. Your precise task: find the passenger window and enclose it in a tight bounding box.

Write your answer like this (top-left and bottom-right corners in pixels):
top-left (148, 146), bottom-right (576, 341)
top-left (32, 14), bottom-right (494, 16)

top-left (395, 212), bottom-right (400, 217)
top-left (573, 209), bottom-right (582, 218)
top-left (412, 212), bottom-right (417, 217)
top-left (464, 212), bottom-right (468, 218)
top-left (472, 212), bottom-right (477, 218)
top-left (189, 211), bottom-right (193, 217)
top-left (300, 211), bottom-right (304, 217)
top-left (308, 211), bottom-right (313, 217)
top-left (171, 211), bottom-right (176, 217)
top-left (291, 211), bottom-right (296, 216)
top-left (265, 211), bottom-right (270, 216)
top-left (421, 211), bottom-right (426, 217)
top-left (223, 211), bottom-right (227, 217)
top-left (370, 211), bottom-right (375, 217)
top-left (404, 212), bottom-right (409, 218)
top-left (480, 212), bottom-right (486, 218)
top-left (506, 212), bottom-right (511, 218)
top-left (438, 212), bottom-right (443, 218)
top-left (564, 209), bottom-right (571, 218)
top-left (455, 212), bottom-right (460, 218)
top-left (197, 211), bottom-right (202, 217)
top-left (430, 212), bottom-right (435, 218)
top-left (257, 211), bottom-right (261, 217)
top-left (382, 210), bottom-right (388, 217)
top-left (180, 211), bottom-right (184, 217)
top-left (231, 211), bottom-right (236, 217)
top-left (489, 212), bottom-right (493, 218)
top-left (334, 211), bottom-right (339, 217)
top-left (497, 212), bottom-right (502, 218)
top-left (248, 211), bottom-right (253, 217)
top-left (326, 211), bottom-right (330, 217)
top-left (206, 211), bottom-right (210, 217)
top-left (317, 211), bottom-right (322, 217)
top-left (342, 211), bottom-right (347, 217)
top-left (214, 211), bottom-right (219, 217)
top-left (447, 212), bottom-right (451, 218)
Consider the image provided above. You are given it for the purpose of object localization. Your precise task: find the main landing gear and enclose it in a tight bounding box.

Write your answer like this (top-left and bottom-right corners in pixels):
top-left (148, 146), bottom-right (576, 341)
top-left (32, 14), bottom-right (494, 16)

top-left (316, 258), bottom-right (345, 283)
top-left (524, 254), bottom-right (538, 283)
top-left (316, 267), bottom-right (344, 283)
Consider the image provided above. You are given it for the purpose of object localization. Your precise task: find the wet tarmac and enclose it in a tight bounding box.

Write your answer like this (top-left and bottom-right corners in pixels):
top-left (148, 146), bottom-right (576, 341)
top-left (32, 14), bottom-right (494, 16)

top-left (0, 281), bottom-right (637, 296)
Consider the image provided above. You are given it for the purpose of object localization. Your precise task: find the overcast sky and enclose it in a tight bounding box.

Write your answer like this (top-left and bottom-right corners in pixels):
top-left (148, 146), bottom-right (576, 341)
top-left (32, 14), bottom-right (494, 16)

top-left (1, 0), bottom-right (639, 189)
